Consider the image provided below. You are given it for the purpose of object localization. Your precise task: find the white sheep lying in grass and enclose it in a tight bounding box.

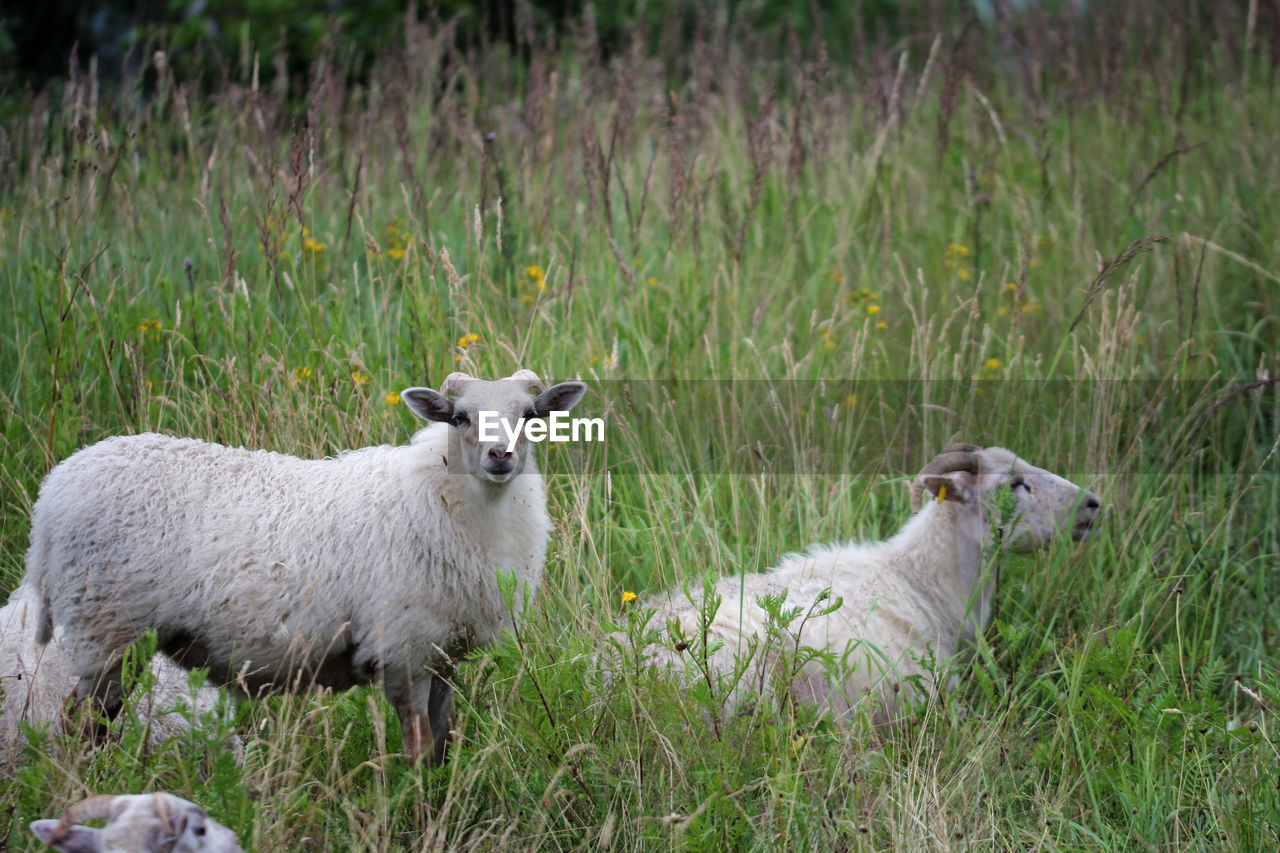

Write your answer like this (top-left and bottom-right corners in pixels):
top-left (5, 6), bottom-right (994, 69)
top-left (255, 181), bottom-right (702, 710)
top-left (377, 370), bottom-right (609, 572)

top-left (30, 792), bottom-right (242, 853)
top-left (24, 369), bottom-right (586, 765)
top-left (0, 585), bottom-right (237, 768)
top-left (632, 444), bottom-right (1101, 724)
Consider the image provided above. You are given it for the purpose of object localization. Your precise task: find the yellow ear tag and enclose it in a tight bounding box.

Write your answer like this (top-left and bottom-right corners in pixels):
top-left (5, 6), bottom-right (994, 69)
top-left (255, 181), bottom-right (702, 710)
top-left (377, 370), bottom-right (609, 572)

top-left (936, 483), bottom-right (948, 503)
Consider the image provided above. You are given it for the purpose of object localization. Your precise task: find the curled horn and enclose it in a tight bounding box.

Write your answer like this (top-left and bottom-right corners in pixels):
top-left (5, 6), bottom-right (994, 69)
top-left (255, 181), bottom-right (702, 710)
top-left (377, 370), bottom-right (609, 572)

top-left (438, 372), bottom-right (476, 399)
top-left (506, 368), bottom-right (544, 395)
top-left (45, 795), bottom-right (119, 844)
top-left (909, 443), bottom-right (983, 512)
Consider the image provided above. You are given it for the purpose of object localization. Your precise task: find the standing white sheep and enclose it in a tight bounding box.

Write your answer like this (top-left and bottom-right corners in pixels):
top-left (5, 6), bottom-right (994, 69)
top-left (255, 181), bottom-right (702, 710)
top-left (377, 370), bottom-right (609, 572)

top-left (0, 585), bottom-right (238, 769)
top-left (30, 792), bottom-right (243, 853)
top-left (24, 369), bottom-right (587, 765)
top-left (630, 444), bottom-right (1101, 724)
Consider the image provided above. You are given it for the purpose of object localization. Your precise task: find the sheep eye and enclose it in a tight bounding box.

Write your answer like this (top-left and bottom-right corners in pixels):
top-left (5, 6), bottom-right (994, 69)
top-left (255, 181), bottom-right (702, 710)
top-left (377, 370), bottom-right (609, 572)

top-left (1011, 478), bottom-right (1030, 492)
top-left (452, 411), bottom-right (471, 428)
top-left (523, 408), bottom-right (538, 421)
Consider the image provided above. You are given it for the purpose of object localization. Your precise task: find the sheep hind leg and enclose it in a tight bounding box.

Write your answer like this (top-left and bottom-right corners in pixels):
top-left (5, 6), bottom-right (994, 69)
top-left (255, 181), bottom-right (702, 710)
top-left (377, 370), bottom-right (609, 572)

top-left (70, 655), bottom-right (126, 744)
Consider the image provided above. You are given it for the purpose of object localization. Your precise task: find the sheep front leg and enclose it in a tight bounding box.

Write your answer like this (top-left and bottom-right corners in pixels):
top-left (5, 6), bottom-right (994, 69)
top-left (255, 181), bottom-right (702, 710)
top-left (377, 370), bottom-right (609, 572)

top-left (393, 673), bottom-right (454, 766)
top-left (426, 674), bottom-right (454, 763)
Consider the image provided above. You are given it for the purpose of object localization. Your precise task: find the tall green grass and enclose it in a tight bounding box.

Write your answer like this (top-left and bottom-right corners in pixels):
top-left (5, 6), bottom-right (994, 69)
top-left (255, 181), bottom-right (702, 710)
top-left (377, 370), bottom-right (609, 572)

top-left (1, 3), bottom-right (1277, 849)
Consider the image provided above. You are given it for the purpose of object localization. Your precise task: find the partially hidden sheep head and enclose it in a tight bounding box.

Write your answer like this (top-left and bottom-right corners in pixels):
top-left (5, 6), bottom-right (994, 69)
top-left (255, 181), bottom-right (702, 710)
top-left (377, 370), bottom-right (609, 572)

top-left (910, 443), bottom-right (1102, 551)
top-left (30, 792), bottom-right (243, 853)
top-left (401, 370), bottom-right (588, 484)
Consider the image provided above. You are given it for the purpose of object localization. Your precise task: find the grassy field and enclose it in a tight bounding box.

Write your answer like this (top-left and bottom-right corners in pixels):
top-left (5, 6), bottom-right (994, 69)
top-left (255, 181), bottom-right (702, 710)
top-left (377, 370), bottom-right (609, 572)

top-left (1, 4), bottom-right (1278, 850)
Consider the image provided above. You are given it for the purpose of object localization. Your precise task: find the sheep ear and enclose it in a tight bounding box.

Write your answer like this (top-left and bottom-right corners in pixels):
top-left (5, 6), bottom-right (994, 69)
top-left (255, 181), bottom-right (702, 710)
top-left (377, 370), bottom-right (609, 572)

top-left (401, 388), bottom-right (455, 423)
top-left (29, 820), bottom-right (103, 853)
top-left (531, 381), bottom-right (587, 418)
top-left (919, 474), bottom-right (972, 505)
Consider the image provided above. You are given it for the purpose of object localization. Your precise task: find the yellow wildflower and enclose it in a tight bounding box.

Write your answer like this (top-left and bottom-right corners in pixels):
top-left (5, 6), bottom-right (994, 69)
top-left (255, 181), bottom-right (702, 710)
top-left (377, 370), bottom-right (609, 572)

top-left (457, 333), bottom-right (481, 349)
top-left (826, 268), bottom-right (846, 285)
top-left (524, 265), bottom-right (548, 293)
top-left (982, 358), bottom-right (1001, 372)
top-left (137, 319), bottom-right (163, 340)
top-left (1003, 282), bottom-right (1019, 292)
top-left (957, 268), bottom-right (971, 281)
top-left (351, 371), bottom-right (369, 384)
top-left (876, 321), bottom-right (888, 331)
top-left (303, 236), bottom-right (326, 254)
top-left (384, 391), bottom-right (402, 406)
top-left (867, 304), bottom-right (881, 315)
top-left (621, 590), bottom-right (638, 606)
top-left (382, 220), bottom-right (411, 259)
top-left (292, 366), bottom-right (312, 384)
top-left (647, 277), bottom-right (659, 287)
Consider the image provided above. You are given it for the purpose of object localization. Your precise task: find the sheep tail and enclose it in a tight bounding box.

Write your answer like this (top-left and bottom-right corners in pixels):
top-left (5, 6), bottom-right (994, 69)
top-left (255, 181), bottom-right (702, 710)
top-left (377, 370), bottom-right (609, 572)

top-left (35, 588), bottom-right (53, 646)
top-left (26, 530), bottom-right (54, 645)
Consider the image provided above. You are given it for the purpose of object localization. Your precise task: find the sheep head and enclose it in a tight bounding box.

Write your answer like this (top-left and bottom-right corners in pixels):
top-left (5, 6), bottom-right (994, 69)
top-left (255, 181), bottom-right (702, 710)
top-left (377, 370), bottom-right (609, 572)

top-left (911, 444), bottom-right (1101, 551)
top-left (29, 792), bottom-right (243, 853)
top-left (401, 371), bottom-right (588, 484)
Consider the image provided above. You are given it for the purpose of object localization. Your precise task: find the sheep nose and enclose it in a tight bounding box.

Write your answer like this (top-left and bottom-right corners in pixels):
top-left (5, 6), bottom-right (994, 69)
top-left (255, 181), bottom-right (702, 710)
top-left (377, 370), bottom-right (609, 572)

top-left (488, 447), bottom-right (512, 462)
top-left (1083, 493), bottom-right (1101, 511)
